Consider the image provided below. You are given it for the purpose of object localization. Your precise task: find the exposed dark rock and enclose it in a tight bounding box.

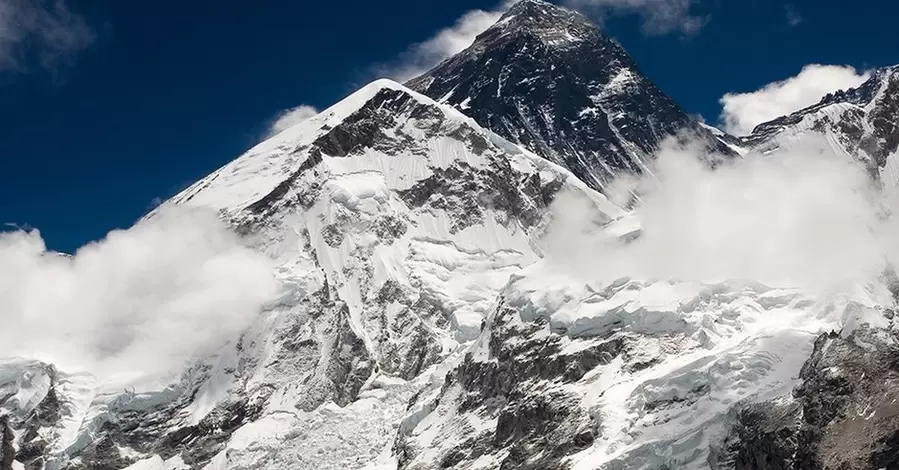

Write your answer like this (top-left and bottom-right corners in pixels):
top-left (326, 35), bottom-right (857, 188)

top-left (372, 215), bottom-right (408, 245)
top-left (713, 326), bottom-right (899, 470)
top-left (157, 397), bottom-right (266, 466)
top-left (321, 223), bottom-right (344, 247)
top-left (368, 281), bottom-right (442, 380)
top-left (245, 147), bottom-right (324, 216)
top-left (712, 401), bottom-right (801, 470)
top-left (397, 155), bottom-right (565, 234)
top-left (324, 305), bottom-right (375, 408)
top-left (312, 89), bottom-right (410, 157)
top-left (68, 436), bottom-right (135, 470)
top-left (0, 363), bottom-right (67, 470)
top-left (1, 415), bottom-right (15, 470)
top-left (397, 299), bottom-right (623, 469)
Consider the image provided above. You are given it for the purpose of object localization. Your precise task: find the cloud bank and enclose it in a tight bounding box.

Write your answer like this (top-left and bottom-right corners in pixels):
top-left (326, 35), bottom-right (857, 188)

top-left (545, 135), bottom-right (896, 291)
top-left (0, 207), bottom-right (279, 381)
top-left (719, 64), bottom-right (871, 135)
top-left (0, 0), bottom-right (95, 73)
top-left (266, 104), bottom-right (319, 138)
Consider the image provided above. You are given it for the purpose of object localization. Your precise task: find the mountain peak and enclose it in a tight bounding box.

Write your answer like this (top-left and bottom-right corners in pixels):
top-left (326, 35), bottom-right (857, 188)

top-left (407, 0), bottom-right (732, 190)
top-left (501, 0), bottom-right (579, 20)
top-left (487, 0), bottom-right (597, 47)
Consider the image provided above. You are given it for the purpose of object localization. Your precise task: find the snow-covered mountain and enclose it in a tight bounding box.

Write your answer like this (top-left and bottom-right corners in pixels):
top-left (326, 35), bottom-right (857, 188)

top-left (3, 2), bottom-right (899, 470)
top-left (407, 0), bottom-right (735, 190)
top-left (742, 65), bottom-right (899, 182)
top-left (0, 78), bottom-right (625, 470)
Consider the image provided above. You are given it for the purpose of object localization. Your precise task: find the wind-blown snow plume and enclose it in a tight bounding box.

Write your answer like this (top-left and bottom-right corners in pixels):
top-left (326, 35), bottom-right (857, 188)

top-left (384, 2), bottom-right (514, 81)
top-left (545, 136), bottom-right (896, 290)
top-left (266, 104), bottom-right (319, 138)
top-left (0, 207), bottom-right (278, 380)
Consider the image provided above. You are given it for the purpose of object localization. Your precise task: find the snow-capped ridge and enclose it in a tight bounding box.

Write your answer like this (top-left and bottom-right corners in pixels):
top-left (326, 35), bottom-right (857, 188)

top-left (744, 63), bottom-right (899, 176)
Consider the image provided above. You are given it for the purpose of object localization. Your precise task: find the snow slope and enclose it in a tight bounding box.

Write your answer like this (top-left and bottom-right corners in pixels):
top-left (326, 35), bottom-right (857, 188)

top-left (394, 233), bottom-right (896, 470)
top-left (1, 78), bottom-right (626, 470)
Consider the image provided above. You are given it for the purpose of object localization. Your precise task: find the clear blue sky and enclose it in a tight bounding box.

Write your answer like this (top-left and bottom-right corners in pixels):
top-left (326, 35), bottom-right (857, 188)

top-left (1, 0), bottom-right (896, 253)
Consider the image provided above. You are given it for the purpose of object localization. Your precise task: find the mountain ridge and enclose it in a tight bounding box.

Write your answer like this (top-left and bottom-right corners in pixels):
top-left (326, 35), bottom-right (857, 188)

top-left (3, 2), bottom-right (899, 470)
top-left (743, 64), bottom-right (899, 179)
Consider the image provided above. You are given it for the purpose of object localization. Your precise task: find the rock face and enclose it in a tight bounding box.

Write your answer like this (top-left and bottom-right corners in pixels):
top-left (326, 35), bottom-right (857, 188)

top-left (713, 325), bottom-right (899, 470)
top-left (407, 0), bottom-right (734, 190)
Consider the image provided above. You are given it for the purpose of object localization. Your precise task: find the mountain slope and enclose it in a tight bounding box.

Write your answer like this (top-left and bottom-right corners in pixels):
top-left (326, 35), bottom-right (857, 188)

top-left (744, 65), bottom-right (899, 181)
top-left (390, 251), bottom-right (899, 469)
top-left (407, 0), bottom-right (734, 190)
top-left (0, 79), bottom-right (625, 470)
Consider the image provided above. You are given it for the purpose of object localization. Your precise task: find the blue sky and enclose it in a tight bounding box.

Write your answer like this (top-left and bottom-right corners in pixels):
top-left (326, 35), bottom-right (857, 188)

top-left (1, 0), bottom-right (896, 253)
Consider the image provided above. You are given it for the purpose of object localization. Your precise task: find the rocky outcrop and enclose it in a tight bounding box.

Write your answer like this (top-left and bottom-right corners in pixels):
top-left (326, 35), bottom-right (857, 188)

top-left (714, 325), bottom-right (899, 470)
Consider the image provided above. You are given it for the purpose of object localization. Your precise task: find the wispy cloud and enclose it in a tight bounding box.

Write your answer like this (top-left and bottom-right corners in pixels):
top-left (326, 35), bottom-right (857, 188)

top-left (719, 64), bottom-right (871, 135)
top-left (785, 4), bottom-right (802, 27)
top-left (383, 2), bottom-right (513, 82)
top-left (266, 104), bottom-right (319, 138)
top-left (564, 0), bottom-right (707, 36)
top-left (0, 0), bottom-right (95, 73)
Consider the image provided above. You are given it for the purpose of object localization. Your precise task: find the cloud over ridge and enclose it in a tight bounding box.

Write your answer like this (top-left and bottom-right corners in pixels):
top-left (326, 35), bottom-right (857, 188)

top-left (719, 64), bottom-right (871, 135)
top-left (0, 207), bottom-right (279, 381)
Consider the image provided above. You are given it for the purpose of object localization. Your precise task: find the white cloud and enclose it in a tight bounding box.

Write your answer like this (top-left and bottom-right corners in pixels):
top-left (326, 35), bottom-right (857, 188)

top-left (719, 64), bottom-right (871, 135)
top-left (564, 0), bottom-right (706, 35)
top-left (785, 4), bottom-right (803, 27)
top-left (544, 135), bottom-right (898, 292)
top-left (0, 0), bottom-right (94, 73)
top-left (266, 104), bottom-right (319, 138)
top-left (0, 207), bottom-right (279, 381)
top-left (385, 4), bottom-right (511, 81)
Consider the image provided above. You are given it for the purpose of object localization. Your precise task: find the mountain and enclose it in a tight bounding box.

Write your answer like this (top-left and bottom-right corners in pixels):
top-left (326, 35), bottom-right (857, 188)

top-left (3, 2), bottom-right (899, 470)
top-left (743, 65), bottom-right (899, 181)
top-left (0, 79), bottom-right (625, 470)
top-left (406, 0), bottom-right (735, 191)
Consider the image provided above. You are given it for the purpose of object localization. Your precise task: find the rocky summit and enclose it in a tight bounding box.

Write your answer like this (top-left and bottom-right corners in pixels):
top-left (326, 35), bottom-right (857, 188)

top-left (3, 1), bottom-right (899, 470)
top-left (407, 0), bottom-right (734, 190)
